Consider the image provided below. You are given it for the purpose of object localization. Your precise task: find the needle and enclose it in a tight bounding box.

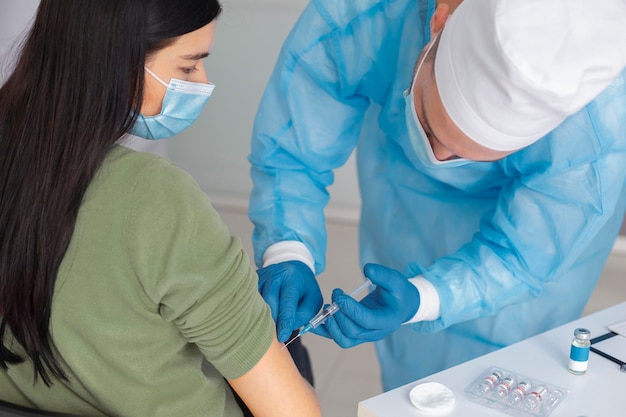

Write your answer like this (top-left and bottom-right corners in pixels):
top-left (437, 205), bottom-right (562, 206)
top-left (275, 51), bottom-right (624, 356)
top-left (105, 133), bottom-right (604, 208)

top-left (282, 333), bottom-right (300, 350)
top-left (281, 278), bottom-right (374, 350)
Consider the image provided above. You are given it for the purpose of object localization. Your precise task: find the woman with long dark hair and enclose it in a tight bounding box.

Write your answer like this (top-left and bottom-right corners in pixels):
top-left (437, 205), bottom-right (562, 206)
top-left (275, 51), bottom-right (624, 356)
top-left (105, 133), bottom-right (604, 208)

top-left (0, 1), bottom-right (320, 416)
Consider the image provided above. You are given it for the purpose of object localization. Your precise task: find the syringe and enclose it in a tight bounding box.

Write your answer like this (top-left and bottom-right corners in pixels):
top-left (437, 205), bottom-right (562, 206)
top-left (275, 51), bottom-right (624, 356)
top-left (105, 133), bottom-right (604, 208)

top-left (281, 278), bottom-right (375, 350)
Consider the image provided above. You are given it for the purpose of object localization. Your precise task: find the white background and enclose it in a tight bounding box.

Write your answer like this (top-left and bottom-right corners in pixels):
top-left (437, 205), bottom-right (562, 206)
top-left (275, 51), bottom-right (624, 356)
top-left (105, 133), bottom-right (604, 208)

top-left (168, 0), bottom-right (361, 220)
top-left (0, 0), bottom-right (362, 222)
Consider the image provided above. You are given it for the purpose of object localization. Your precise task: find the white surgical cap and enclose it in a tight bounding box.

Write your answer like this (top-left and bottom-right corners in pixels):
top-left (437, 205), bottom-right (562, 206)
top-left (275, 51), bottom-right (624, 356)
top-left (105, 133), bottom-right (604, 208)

top-left (435, 0), bottom-right (626, 151)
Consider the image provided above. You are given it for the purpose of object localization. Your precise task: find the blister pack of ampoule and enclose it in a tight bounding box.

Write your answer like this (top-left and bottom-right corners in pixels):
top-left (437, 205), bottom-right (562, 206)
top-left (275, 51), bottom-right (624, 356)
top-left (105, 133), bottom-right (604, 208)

top-left (464, 367), bottom-right (569, 417)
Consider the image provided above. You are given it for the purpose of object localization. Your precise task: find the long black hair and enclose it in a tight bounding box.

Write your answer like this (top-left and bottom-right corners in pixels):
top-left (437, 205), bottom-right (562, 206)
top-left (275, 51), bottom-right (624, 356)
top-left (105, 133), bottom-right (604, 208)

top-left (0, 0), bottom-right (221, 386)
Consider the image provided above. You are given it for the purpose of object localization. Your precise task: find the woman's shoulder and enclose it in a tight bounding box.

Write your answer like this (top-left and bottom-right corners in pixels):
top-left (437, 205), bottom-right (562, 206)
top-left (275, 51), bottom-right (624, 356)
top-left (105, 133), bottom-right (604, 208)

top-left (101, 144), bottom-right (200, 192)
top-left (84, 144), bottom-right (209, 221)
top-left (105, 143), bottom-right (183, 173)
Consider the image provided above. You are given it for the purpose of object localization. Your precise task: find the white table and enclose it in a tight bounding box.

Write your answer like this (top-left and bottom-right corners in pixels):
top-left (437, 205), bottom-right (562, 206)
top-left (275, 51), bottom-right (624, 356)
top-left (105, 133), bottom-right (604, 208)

top-left (358, 302), bottom-right (626, 417)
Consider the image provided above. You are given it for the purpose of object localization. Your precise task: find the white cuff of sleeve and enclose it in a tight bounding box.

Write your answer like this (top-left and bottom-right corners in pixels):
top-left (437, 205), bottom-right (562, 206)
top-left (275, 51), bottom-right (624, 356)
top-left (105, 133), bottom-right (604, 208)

top-left (404, 276), bottom-right (441, 323)
top-left (262, 241), bottom-right (315, 274)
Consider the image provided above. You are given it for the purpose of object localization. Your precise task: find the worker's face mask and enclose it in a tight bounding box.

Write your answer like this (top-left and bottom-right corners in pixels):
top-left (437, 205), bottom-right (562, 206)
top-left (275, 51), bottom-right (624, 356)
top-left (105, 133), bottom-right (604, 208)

top-left (130, 67), bottom-right (215, 140)
top-left (404, 36), bottom-right (470, 168)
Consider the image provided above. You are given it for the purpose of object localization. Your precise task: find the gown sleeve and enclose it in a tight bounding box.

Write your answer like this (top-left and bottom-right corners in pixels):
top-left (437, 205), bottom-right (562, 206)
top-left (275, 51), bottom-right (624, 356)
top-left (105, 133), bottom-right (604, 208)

top-left (412, 74), bottom-right (626, 332)
top-left (248, 1), bottom-right (408, 273)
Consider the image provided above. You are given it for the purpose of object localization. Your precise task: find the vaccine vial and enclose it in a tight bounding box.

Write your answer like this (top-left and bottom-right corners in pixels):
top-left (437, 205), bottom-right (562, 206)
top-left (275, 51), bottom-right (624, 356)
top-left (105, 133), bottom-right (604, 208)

top-left (508, 379), bottom-right (532, 406)
top-left (477, 369), bottom-right (503, 394)
top-left (492, 375), bottom-right (516, 399)
top-left (568, 328), bottom-right (591, 375)
top-left (524, 385), bottom-right (547, 411)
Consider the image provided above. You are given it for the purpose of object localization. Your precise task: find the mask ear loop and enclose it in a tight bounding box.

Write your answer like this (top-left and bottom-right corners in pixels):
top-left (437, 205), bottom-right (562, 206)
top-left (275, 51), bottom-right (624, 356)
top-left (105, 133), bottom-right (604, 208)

top-left (410, 30), bottom-right (441, 95)
top-left (408, 30), bottom-right (470, 166)
top-left (144, 67), bottom-right (169, 88)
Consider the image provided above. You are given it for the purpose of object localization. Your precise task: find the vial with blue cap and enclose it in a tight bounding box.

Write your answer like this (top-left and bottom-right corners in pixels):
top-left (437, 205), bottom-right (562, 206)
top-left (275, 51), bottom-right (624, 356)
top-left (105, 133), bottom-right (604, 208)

top-left (568, 328), bottom-right (591, 375)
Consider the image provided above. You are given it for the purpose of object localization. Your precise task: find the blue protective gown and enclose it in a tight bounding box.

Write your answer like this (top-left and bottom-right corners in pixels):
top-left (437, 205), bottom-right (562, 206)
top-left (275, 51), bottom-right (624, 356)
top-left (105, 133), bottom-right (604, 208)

top-left (248, 0), bottom-right (626, 390)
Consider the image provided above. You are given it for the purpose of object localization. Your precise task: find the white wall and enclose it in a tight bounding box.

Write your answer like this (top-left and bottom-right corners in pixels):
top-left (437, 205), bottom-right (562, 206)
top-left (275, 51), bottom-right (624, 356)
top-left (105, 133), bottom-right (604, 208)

top-left (2, 0), bottom-right (620, 233)
top-left (0, 0), bottom-right (169, 157)
top-left (0, 0), bottom-right (39, 84)
top-left (0, 0), bottom-right (360, 221)
top-left (168, 0), bottom-right (362, 221)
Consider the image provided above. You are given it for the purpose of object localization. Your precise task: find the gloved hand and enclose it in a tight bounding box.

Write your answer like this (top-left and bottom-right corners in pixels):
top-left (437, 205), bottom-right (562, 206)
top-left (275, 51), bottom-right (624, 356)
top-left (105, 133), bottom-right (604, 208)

top-left (310, 263), bottom-right (420, 348)
top-left (257, 260), bottom-right (323, 342)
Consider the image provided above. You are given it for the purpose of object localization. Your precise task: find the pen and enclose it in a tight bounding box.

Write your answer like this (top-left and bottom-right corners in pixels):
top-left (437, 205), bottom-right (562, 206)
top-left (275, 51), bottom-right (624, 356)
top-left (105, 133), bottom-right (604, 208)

top-left (590, 332), bottom-right (626, 372)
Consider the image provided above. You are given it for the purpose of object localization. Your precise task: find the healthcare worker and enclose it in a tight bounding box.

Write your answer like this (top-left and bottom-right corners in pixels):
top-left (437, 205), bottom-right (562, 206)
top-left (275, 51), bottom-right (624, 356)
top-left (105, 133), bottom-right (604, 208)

top-left (249, 0), bottom-right (626, 391)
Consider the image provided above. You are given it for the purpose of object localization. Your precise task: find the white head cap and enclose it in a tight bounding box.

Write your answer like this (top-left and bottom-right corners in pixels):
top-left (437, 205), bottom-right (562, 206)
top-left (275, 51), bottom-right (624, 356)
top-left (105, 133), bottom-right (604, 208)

top-left (435, 0), bottom-right (626, 151)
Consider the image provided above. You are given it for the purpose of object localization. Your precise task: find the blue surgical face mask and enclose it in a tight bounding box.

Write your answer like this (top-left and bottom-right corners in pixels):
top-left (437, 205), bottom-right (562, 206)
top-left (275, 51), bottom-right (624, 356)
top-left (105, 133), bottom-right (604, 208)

top-left (130, 67), bottom-right (215, 140)
top-left (404, 34), bottom-right (471, 168)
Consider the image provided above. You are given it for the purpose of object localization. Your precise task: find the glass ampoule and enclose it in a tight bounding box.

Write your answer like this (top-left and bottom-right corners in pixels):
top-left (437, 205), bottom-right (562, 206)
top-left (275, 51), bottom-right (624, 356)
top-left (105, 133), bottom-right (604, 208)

top-left (477, 369), bottom-right (503, 394)
top-left (507, 379), bottom-right (532, 406)
top-left (492, 375), bottom-right (516, 399)
top-left (524, 385), bottom-right (548, 411)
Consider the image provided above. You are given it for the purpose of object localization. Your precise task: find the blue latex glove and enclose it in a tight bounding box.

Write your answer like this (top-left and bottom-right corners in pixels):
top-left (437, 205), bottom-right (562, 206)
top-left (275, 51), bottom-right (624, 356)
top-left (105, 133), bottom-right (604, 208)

top-left (257, 260), bottom-right (323, 342)
top-left (310, 263), bottom-right (420, 348)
